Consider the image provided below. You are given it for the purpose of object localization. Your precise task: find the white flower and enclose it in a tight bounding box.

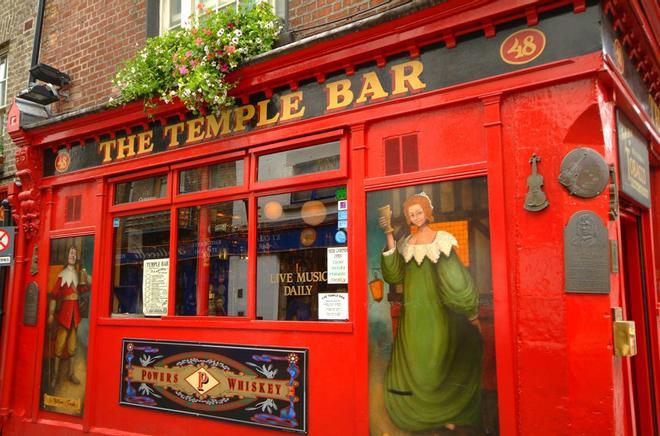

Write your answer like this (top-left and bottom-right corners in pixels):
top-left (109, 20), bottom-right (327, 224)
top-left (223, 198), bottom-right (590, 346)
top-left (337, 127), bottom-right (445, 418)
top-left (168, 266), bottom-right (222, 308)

top-left (217, 28), bottom-right (224, 36)
top-left (231, 37), bottom-right (238, 44)
top-left (235, 29), bottom-right (242, 37)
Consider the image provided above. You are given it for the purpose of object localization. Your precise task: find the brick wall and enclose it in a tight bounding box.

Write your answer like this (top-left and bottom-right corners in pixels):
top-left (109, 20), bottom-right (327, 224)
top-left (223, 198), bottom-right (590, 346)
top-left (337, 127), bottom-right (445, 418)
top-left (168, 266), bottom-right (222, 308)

top-left (0, 0), bottom-right (38, 183)
top-left (39, 0), bottom-right (146, 113)
top-left (37, 0), bottom-right (443, 116)
top-left (288, 0), bottom-right (405, 39)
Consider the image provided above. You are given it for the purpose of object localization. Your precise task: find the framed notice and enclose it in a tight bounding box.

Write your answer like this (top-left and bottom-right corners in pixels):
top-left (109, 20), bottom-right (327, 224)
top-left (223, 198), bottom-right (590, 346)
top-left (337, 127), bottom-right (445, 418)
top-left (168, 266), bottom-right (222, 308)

top-left (142, 259), bottom-right (169, 316)
top-left (617, 111), bottom-right (651, 208)
top-left (120, 339), bottom-right (308, 433)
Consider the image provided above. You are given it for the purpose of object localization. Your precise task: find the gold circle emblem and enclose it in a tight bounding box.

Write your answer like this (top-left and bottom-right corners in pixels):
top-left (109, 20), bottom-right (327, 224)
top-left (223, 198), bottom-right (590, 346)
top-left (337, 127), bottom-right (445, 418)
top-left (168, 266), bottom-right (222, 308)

top-left (500, 29), bottom-right (546, 65)
top-left (55, 151), bottom-right (71, 173)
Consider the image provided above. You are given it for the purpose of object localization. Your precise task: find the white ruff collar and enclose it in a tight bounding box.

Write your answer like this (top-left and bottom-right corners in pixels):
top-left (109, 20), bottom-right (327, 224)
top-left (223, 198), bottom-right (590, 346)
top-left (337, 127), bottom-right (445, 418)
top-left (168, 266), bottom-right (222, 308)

top-left (397, 231), bottom-right (457, 265)
top-left (58, 265), bottom-right (79, 288)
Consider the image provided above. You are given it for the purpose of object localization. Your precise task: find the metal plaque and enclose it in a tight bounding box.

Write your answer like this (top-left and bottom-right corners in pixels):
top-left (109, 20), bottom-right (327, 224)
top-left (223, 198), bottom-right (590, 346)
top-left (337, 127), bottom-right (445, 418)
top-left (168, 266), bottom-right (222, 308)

top-left (564, 211), bottom-right (610, 293)
top-left (120, 339), bottom-right (308, 433)
top-left (610, 239), bottom-right (619, 273)
top-left (23, 282), bottom-right (39, 326)
top-left (558, 148), bottom-right (609, 198)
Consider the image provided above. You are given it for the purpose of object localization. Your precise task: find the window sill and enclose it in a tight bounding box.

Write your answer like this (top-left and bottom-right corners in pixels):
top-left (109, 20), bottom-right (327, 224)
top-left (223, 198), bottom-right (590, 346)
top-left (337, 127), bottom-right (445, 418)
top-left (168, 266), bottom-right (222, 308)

top-left (98, 316), bottom-right (353, 333)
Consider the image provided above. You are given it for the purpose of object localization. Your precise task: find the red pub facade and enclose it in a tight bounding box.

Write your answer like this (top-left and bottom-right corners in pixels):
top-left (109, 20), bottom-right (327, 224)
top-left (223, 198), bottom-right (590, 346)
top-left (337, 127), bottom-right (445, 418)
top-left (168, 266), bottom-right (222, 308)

top-left (1, 0), bottom-right (659, 435)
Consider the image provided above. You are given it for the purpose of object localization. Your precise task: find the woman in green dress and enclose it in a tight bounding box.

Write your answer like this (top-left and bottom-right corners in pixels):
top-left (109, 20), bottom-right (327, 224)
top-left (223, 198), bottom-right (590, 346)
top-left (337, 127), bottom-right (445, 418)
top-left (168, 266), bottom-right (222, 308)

top-left (379, 192), bottom-right (482, 432)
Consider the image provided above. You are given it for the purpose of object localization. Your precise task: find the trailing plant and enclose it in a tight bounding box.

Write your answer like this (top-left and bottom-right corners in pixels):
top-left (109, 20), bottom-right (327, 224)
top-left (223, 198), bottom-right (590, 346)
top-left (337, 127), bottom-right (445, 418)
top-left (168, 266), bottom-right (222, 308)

top-left (110, 2), bottom-right (281, 114)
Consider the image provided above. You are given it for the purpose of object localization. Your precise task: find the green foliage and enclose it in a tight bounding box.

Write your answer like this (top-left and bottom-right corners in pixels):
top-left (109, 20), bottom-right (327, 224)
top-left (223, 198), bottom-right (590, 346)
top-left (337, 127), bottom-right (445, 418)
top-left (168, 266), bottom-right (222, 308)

top-left (110, 2), bottom-right (281, 114)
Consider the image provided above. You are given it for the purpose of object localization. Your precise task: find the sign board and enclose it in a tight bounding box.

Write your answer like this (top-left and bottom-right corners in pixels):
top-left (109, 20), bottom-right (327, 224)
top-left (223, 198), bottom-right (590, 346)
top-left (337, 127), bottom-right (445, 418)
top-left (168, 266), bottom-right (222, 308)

top-left (120, 339), bottom-right (308, 433)
top-left (142, 259), bottom-right (169, 316)
top-left (44, 7), bottom-right (602, 176)
top-left (617, 111), bottom-right (651, 208)
top-left (318, 293), bottom-right (348, 320)
top-left (327, 247), bottom-right (348, 284)
top-left (0, 226), bottom-right (16, 266)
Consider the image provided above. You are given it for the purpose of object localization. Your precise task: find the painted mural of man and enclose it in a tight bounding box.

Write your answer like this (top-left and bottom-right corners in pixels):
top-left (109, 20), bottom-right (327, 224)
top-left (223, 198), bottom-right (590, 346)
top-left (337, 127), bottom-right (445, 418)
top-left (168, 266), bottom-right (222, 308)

top-left (47, 245), bottom-right (90, 388)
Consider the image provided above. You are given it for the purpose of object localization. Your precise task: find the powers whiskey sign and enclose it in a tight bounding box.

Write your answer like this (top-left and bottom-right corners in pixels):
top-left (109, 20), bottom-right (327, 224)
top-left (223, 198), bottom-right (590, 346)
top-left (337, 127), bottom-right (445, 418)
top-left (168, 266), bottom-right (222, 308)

top-left (120, 339), bottom-right (308, 433)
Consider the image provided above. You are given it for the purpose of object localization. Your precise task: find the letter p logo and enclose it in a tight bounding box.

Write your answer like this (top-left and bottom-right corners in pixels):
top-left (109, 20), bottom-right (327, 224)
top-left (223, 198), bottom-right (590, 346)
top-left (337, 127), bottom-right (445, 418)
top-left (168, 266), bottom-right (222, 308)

top-left (198, 372), bottom-right (209, 391)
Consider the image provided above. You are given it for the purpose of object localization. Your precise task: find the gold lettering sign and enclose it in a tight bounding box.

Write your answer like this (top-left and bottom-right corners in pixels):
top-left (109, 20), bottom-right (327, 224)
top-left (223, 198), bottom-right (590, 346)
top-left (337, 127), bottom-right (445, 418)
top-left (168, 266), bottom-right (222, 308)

top-left (270, 267), bottom-right (329, 296)
top-left (97, 60), bottom-right (427, 164)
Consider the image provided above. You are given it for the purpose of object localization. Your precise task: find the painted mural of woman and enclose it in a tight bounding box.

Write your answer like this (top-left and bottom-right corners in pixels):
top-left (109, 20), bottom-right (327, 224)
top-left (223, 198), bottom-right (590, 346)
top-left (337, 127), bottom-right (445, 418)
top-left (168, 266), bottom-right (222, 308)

top-left (378, 192), bottom-right (482, 432)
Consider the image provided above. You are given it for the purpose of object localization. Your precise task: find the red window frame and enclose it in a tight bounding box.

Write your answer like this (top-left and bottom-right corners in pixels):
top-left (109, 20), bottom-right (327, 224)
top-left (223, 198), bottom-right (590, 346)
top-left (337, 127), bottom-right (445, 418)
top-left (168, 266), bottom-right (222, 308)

top-left (100, 131), bottom-right (352, 332)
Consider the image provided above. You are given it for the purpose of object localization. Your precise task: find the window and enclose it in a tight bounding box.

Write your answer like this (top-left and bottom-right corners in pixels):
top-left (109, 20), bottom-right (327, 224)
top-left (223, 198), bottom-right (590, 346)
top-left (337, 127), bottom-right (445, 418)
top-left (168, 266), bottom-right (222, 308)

top-left (108, 136), bottom-right (347, 322)
top-left (159, 0), bottom-right (286, 34)
top-left (257, 187), bottom-right (347, 321)
top-left (111, 211), bottom-right (171, 316)
top-left (0, 50), bottom-right (8, 150)
top-left (0, 52), bottom-right (7, 109)
top-left (114, 174), bottom-right (168, 204)
top-left (176, 200), bottom-right (248, 316)
top-left (257, 141), bottom-right (340, 181)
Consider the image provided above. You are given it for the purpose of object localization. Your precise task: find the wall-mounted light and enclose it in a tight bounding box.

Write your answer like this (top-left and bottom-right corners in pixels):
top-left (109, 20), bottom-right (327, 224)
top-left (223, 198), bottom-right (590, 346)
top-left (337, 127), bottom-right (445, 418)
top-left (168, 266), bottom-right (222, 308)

top-left (30, 63), bottom-right (71, 87)
top-left (17, 83), bottom-right (60, 105)
top-left (16, 63), bottom-right (70, 108)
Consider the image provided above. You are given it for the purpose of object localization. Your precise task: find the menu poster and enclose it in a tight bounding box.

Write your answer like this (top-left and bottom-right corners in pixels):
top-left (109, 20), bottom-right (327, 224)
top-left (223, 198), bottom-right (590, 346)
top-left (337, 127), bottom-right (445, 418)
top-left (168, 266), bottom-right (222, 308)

top-left (327, 247), bottom-right (348, 284)
top-left (142, 259), bottom-right (169, 316)
top-left (318, 293), bottom-right (349, 320)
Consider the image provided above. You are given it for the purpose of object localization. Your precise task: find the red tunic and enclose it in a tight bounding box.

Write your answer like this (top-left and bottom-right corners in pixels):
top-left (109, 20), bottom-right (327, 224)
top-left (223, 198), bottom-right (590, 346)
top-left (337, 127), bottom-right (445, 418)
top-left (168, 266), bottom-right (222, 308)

top-left (51, 277), bottom-right (89, 329)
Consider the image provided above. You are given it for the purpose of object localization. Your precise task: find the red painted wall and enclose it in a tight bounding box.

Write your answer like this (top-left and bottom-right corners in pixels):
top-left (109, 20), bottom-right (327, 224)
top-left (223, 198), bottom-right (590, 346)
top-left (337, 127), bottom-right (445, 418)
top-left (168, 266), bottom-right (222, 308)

top-left (501, 79), bottom-right (615, 434)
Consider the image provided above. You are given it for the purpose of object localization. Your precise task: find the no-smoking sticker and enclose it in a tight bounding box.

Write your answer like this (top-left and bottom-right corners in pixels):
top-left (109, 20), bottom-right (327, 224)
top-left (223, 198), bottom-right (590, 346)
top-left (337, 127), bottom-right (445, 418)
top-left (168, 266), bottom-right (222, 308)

top-left (0, 229), bottom-right (10, 251)
top-left (0, 227), bottom-right (15, 265)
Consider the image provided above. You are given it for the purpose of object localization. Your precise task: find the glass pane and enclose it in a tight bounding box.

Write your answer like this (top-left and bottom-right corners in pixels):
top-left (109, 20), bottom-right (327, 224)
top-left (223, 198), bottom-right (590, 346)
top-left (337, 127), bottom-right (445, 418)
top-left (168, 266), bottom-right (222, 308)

top-left (257, 186), bottom-right (348, 321)
top-left (170, 0), bottom-right (182, 26)
top-left (41, 236), bottom-right (94, 416)
top-left (114, 175), bottom-right (168, 204)
top-left (0, 81), bottom-right (5, 108)
top-left (0, 56), bottom-right (6, 79)
top-left (111, 211), bottom-right (171, 316)
top-left (176, 200), bottom-right (248, 316)
top-left (178, 159), bottom-right (244, 194)
top-left (257, 141), bottom-right (340, 181)
top-left (366, 178), bottom-right (498, 434)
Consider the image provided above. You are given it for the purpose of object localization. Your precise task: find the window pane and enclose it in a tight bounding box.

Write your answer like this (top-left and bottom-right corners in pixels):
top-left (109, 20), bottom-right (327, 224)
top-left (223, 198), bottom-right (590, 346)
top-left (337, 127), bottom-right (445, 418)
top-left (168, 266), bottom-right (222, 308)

top-left (0, 81), bottom-right (5, 108)
top-left (170, 0), bottom-right (182, 26)
top-left (178, 159), bottom-right (244, 194)
top-left (257, 186), bottom-right (348, 321)
top-left (111, 211), bottom-right (171, 316)
top-left (114, 175), bottom-right (168, 204)
top-left (257, 141), bottom-right (340, 181)
top-left (0, 56), bottom-right (6, 80)
top-left (176, 200), bottom-right (248, 316)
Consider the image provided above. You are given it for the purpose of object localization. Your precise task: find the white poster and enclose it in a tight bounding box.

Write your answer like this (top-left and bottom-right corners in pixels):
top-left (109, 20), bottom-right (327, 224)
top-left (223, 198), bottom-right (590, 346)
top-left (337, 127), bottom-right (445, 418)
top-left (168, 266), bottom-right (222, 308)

top-left (327, 247), bottom-right (348, 284)
top-left (142, 258), bottom-right (169, 316)
top-left (318, 293), bottom-right (349, 320)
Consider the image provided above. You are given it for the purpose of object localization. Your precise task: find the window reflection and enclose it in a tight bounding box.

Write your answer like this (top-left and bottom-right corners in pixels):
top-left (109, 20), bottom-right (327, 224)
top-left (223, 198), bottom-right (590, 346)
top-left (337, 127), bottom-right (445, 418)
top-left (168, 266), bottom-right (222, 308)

top-left (111, 210), bottom-right (171, 316)
top-left (257, 141), bottom-right (340, 181)
top-left (115, 175), bottom-right (168, 204)
top-left (176, 200), bottom-right (248, 316)
top-left (257, 186), bottom-right (348, 321)
top-left (179, 160), bottom-right (244, 194)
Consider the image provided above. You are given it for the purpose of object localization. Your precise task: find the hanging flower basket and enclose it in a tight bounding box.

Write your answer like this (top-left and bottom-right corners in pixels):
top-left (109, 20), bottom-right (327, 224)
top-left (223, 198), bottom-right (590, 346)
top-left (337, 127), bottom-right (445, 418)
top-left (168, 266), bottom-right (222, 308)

top-left (109, 2), bottom-right (282, 114)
